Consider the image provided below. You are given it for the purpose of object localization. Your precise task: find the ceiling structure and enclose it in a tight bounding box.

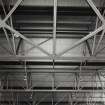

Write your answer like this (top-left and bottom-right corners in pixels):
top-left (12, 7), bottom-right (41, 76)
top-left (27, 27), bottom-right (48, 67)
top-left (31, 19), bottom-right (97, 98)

top-left (0, 0), bottom-right (105, 105)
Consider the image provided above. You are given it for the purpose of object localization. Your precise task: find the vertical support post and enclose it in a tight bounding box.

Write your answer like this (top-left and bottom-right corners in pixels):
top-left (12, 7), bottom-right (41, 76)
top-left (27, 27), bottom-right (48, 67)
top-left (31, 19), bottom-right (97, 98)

top-left (7, 0), bottom-right (16, 55)
top-left (10, 16), bottom-right (16, 55)
top-left (92, 17), bottom-right (99, 55)
top-left (68, 93), bottom-right (73, 105)
top-left (92, 73), bottom-right (95, 105)
top-left (75, 73), bottom-right (77, 90)
top-left (52, 0), bottom-right (57, 104)
top-left (52, 0), bottom-right (57, 89)
top-left (53, 0), bottom-right (57, 58)
top-left (86, 40), bottom-right (92, 56)
top-left (97, 71), bottom-right (105, 105)
top-left (16, 38), bottom-right (22, 54)
top-left (6, 73), bottom-right (8, 89)
top-left (12, 92), bottom-right (15, 105)
top-left (24, 60), bottom-right (29, 89)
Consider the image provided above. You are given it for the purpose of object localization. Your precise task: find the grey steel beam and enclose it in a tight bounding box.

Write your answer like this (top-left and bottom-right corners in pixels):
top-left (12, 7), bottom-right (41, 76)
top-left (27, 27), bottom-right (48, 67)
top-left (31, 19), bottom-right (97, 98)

top-left (36, 94), bottom-right (50, 105)
top-left (0, 0), bottom-right (23, 28)
top-left (86, 40), bottom-right (92, 56)
top-left (54, 0), bottom-right (105, 57)
top-left (0, 0), bottom-right (6, 16)
top-left (0, 33), bottom-right (88, 38)
top-left (95, 29), bottom-right (105, 53)
top-left (0, 0), bottom-right (22, 55)
top-left (1, 0), bottom-right (53, 57)
top-left (20, 38), bottom-right (51, 55)
top-left (0, 70), bottom-right (98, 73)
top-left (4, 24), bottom-right (52, 58)
top-left (92, 17), bottom-right (99, 55)
top-left (1, 56), bottom-right (105, 61)
top-left (57, 25), bottom-right (104, 57)
top-left (55, 94), bottom-right (67, 105)
top-left (17, 27), bottom-right (89, 31)
top-left (0, 0), bottom-right (52, 56)
top-left (0, 0), bottom-right (14, 54)
top-left (0, 44), bottom-right (12, 55)
top-left (16, 20), bottom-right (92, 25)
top-left (2, 28), bottom-right (14, 54)
top-left (16, 38), bottom-right (22, 54)
top-left (24, 61), bottom-right (29, 89)
top-left (93, 10), bottom-right (105, 55)
top-left (0, 101), bottom-right (104, 104)
top-left (53, 0), bottom-right (57, 59)
top-left (0, 89), bottom-right (104, 93)
top-left (0, 56), bottom-right (51, 61)
top-left (86, 0), bottom-right (105, 23)
top-left (10, 16), bottom-right (16, 55)
top-left (9, 0), bottom-right (104, 7)
top-left (68, 93), bottom-right (73, 105)
top-left (52, 2), bottom-right (57, 103)
top-left (92, 0), bottom-right (105, 55)
top-left (35, 72), bottom-right (73, 105)
top-left (97, 72), bottom-right (104, 90)
top-left (95, 45), bottom-right (105, 56)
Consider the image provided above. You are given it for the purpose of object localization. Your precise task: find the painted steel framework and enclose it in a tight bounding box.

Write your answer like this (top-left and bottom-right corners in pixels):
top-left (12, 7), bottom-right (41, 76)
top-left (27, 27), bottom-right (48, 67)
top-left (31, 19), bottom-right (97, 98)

top-left (0, 0), bottom-right (105, 105)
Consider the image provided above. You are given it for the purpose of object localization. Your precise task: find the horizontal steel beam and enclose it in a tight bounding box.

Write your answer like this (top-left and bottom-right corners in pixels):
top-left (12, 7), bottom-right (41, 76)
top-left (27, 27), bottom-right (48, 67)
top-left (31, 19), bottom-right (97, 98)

top-left (1, 33), bottom-right (105, 38)
top-left (2, 87), bottom-right (104, 90)
top-left (0, 89), bottom-right (104, 93)
top-left (0, 101), bottom-right (104, 104)
top-left (0, 33), bottom-right (89, 38)
top-left (0, 70), bottom-right (98, 73)
top-left (15, 20), bottom-right (92, 25)
top-left (0, 61), bottom-right (105, 66)
top-left (0, 56), bottom-right (105, 61)
top-left (16, 27), bottom-right (90, 31)
top-left (10, 0), bottom-right (103, 7)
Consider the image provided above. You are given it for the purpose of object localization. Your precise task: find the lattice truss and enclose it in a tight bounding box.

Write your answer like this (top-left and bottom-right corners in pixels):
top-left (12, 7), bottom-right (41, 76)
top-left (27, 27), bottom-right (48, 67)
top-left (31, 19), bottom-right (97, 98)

top-left (0, 0), bottom-right (105, 105)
